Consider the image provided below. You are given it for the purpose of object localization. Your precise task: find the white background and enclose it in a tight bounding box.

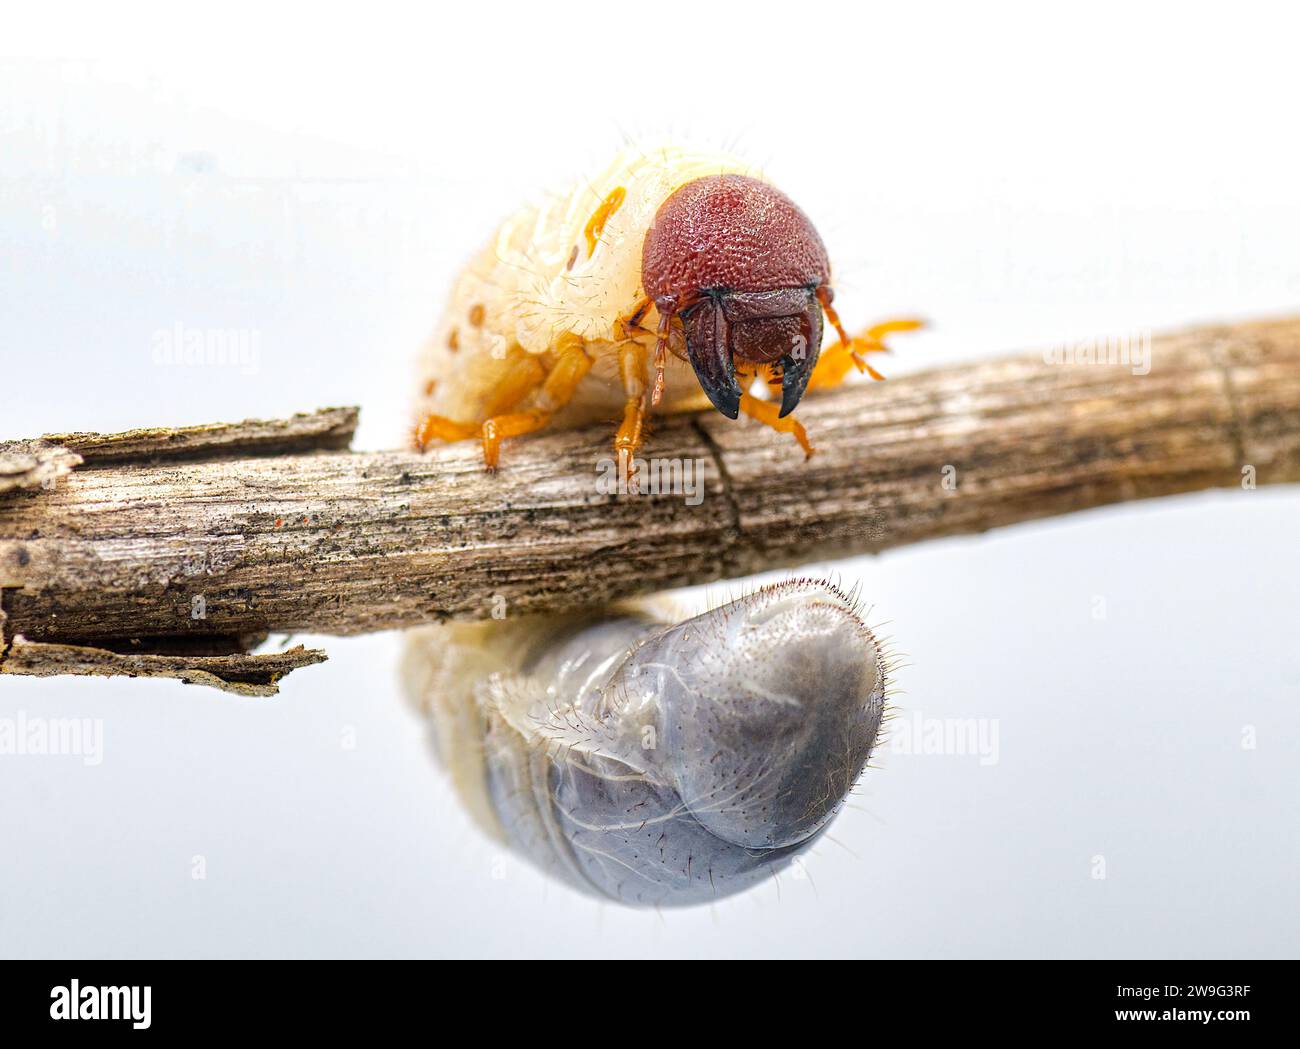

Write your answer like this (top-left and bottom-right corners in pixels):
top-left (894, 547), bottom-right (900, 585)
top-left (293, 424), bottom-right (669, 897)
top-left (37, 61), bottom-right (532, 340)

top-left (1, 1), bottom-right (1297, 957)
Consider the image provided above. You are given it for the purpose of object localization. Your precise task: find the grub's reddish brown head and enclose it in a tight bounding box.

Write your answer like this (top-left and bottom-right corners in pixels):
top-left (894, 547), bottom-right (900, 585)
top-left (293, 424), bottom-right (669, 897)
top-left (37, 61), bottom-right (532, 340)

top-left (642, 173), bottom-right (832, 419)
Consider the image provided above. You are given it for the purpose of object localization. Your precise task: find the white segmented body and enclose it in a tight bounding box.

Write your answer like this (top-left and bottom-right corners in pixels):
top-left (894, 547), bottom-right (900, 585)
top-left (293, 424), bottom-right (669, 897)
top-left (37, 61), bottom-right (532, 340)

top-left (403, 581), bottom-right (887, 907)
top-left (415, 146), bottom-right (764, 428)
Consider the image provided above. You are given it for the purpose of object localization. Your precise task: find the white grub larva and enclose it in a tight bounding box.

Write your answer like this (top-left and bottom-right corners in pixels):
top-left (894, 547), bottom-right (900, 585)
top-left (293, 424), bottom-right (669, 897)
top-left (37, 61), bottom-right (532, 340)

top-left (413, 144), bottom-right (921, 473)
top-left (402, 579), bottom-right (889, 907)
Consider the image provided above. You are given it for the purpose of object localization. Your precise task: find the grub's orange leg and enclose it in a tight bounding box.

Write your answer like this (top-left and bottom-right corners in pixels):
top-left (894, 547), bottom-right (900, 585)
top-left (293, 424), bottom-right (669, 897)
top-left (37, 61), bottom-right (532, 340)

top-left (414, 414), bottom-right (478, 447)
top-left (615, 342), bottom-right (649, 487)
top-left (615, 297), bottom-right (670, 409)
top-left (414, 349), bottom-right (545, 452)
top-left (816, 285), bottom-right (853, 349)
top-left (480, 335), bottom-right (591, 470)
top-left (739, 392), bottom-right (814, 459)
top-left (847, 317), bottom-right (924, 381)
top-left (810, 290), bottom-right (924, 391)
top-left (650, 311), bottom-right (671, 406)
top-left (806, 337), bottom-right (874, 391)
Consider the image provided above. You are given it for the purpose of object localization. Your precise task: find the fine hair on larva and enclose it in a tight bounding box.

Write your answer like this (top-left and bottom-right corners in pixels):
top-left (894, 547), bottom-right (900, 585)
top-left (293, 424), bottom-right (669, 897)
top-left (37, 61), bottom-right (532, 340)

top-left (411, 138), bottom-right (922, 473)
top-left (402, 577), bottom-right (894, 907)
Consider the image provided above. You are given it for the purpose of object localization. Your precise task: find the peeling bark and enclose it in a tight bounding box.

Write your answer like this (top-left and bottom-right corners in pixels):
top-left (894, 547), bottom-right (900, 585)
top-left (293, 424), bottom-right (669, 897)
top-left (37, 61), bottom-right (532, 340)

top-left (1, 634), bottom-right (326, 697)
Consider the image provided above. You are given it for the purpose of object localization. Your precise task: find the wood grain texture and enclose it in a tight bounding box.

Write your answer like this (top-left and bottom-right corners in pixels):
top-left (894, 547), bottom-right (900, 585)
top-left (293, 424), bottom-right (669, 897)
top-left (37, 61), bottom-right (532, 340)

top-left (0, 440), bottom-right (82, 495)
top-left (2, 318), bottom-right (1298, 675)
top-left (43, 405), bottom-right (359, 463)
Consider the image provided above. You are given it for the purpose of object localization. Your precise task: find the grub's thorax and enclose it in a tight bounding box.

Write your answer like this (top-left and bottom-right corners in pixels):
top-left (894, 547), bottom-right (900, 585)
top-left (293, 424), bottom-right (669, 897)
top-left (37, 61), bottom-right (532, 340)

top-left (641, 173), bottom-right (834, 420)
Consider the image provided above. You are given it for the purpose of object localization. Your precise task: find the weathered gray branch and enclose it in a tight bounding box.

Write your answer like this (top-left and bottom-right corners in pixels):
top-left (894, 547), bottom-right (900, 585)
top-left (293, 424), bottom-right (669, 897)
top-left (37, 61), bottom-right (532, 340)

top-left (0, 635), bottom-right (326, 698)
top-left (2, 316), bottom-right (1299, 695)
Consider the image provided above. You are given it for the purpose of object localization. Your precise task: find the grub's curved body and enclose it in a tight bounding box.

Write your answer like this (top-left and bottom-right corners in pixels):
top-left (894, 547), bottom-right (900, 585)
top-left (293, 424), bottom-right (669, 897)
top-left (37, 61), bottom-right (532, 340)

top-left (413, 145), bottom-right (921, 469)
top-left (416, 147), bottom-right (759, 430)
top-left (403, 581), bottom-right (887, 907)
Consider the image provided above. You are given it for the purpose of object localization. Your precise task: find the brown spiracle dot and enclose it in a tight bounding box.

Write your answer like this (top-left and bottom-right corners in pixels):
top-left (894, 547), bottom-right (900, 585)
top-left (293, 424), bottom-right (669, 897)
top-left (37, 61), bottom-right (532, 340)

top-left (468, 304), bottom-right (485, 327)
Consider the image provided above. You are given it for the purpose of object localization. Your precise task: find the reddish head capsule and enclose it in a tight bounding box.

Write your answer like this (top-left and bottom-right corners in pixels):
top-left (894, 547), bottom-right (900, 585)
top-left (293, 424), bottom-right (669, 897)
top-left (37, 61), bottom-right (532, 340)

top-left (414, 148), bottom-right (920, 473)
top-left (642, 174), bottom-right (833, 419)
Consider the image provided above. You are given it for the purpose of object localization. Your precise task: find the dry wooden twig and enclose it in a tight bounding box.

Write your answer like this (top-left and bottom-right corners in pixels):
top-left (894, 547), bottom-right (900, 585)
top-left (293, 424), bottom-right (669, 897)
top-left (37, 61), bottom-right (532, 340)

top-left (2, 317), bottom-right (1298, 695)
top-left (0, 636), bottom-right (326, 698)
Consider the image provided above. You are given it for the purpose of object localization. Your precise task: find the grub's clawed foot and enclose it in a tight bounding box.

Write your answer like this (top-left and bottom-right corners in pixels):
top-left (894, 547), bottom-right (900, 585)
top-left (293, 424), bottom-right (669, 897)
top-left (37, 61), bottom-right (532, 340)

top-left (738, 393), bottom-right (815, 458)
top-left (850, 317), bottom-right (926, 379)
top-left (805, 315), bottom-right (925, 392)
top-left (414, 413), bottom-right (477, 452)
top-left (415, 336), bottom-right (591, 471)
